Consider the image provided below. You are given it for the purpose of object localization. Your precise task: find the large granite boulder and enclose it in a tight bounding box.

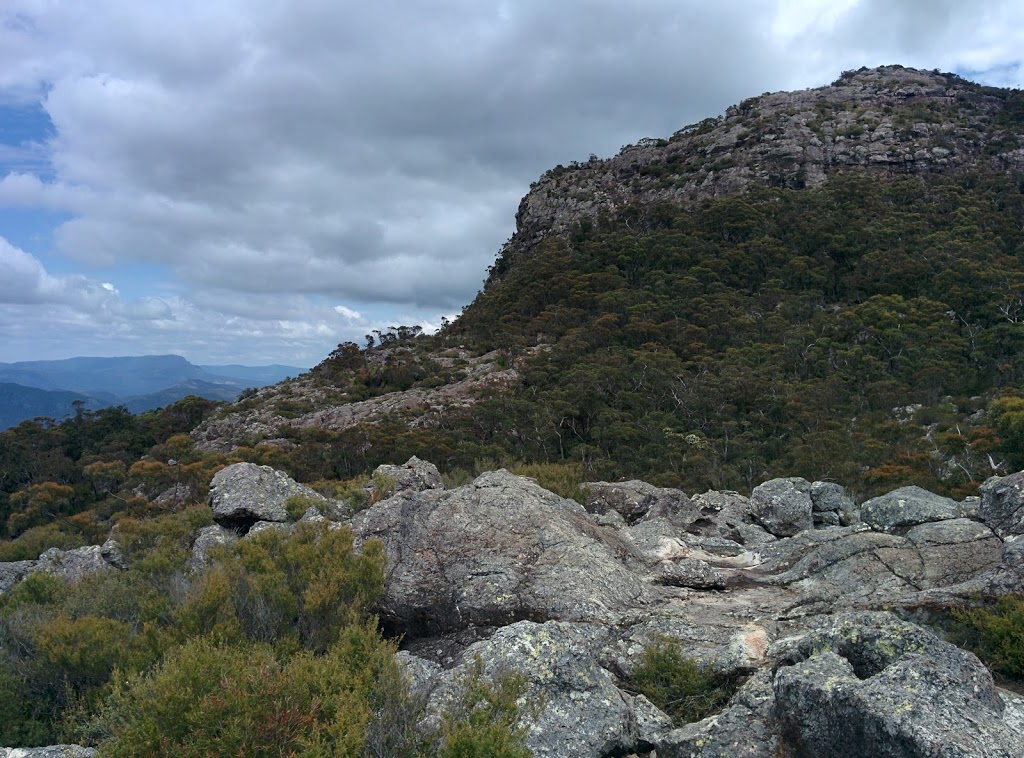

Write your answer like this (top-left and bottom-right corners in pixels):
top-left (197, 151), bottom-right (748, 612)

top-left (583, 480), bottom-right (698, 525)
top-left (979, 471), bottom-right (1024, 538)
top-left (403, 620), bottom-right (671, 758)
top-left (860, 485), bottom-right (960, 532)
top-left (750, 478), bottom-right (813, 537)
top-left (209, 462), bottom-right (327, 530)
top-left (657, 612), bottom-right (1024, 757)
top-left (371, 455), bottom-right (444, 494)
top-left (349, 470), bottom-right (649, 636)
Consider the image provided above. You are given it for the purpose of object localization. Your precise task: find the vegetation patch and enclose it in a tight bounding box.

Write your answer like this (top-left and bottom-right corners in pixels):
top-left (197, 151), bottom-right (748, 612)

top-left (945, 595), bottom-right (1024, 686)
top-left (626, 638), bottom-right (745, 726)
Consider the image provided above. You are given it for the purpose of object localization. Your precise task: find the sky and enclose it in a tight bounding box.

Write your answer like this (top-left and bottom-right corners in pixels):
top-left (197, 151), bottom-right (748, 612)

top-left (0, 1), bottom-right (1022, 368)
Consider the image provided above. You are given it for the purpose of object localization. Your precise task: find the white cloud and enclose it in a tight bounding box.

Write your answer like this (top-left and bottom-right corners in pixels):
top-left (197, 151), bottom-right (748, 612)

top-left (334, 305), bottom-right (361, 320)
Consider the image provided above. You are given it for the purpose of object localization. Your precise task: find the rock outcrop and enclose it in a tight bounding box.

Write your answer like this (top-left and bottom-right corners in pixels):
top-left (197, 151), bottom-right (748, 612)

top-left (514, 66), bottom-right (1024, 245)
top-left (349, 470), bottom-right (649, 637)
top-left (344, 460), bottom-right (1024, 756)
top-left (659, 612), bottom-right (1024, 757)
top-left (5, 457), bottom-right (1024, 754)
top-left (209, 462), bottom-right (327, 531)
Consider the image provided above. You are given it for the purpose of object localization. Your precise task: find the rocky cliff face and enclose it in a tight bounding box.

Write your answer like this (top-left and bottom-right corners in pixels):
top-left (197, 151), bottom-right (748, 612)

top-left (513, 65), bottom-right (1024, 246)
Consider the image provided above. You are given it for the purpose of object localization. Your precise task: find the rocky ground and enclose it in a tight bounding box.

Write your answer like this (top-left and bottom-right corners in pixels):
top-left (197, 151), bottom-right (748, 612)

top-left (5, 457), bottom-right (1024, 756)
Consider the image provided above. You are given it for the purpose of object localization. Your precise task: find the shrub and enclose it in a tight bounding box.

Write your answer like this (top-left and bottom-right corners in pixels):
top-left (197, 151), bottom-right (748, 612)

top-left (948, 595), bottom-right (1024, 681)
top-left (509, 462), bottom-right (586, 504)
top-left (627, 638), bottom-right (743, 725)
top-left (91, 621), bottom-right (421, 757)
top-left (0, 523), bottom-right (87, 562)
top-left (368, 472), bottom-right (396, 506)
top-left (176, 521), bottom-right (385, 653)
top-left (114, 505), bottom-right (214, 578)
top-left (283, 494), bottom-right (322, 520)
top-left (437, 657), bottom-right (534, 758)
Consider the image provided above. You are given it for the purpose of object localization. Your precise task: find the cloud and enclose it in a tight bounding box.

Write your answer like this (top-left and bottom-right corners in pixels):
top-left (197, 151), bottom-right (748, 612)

top-left (334, 305), bottom-right (361, 320)
top-left (0, 0), bottom-right (1022, 363)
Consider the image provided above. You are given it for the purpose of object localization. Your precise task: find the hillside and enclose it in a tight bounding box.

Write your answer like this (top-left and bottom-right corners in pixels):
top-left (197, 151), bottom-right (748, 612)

top-left (0, 384), bottom-right (102, 429)
top-left (192, 65), bottom-right (1024, 499)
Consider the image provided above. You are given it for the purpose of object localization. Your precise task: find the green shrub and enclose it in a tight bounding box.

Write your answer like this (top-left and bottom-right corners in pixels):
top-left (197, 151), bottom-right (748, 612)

top-left (948, 595), bottom-right (1024, 681)
top-left (437, 657), bottom-right (534, 758)
top-left (369, 472), bottom-right (397, 505)
top-left (176, 521), bottom-right (385, 653)
top-left (93, 623), bottom-right (412, 757)
top-left (114, 505), bottom-right (214, 578)
top-left (627, 638), bottom-right (742, 725)
top-left (283, 494), bottom-right (322, 520)
top-left (0, 523), bottom-right (88, 562)
top-left (310, 478), bottom-right (370, 512)
top-left (509, 462), bottom-right (586, 505)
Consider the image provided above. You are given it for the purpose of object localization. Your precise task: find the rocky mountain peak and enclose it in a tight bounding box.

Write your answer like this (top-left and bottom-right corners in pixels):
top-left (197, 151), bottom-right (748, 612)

top-left (513, 65), bottom-right (1024, 246)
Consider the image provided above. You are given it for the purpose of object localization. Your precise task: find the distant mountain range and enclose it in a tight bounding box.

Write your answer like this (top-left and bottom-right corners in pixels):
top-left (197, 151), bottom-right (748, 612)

top-left (0, 355), bottom-right (306, 429)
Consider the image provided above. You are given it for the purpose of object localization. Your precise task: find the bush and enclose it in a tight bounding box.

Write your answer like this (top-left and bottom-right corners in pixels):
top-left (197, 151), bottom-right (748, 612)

top-left (437, 657), bottom-right (534, 758)
top-left (948, 595), bottom-right (1024, 681)
top-left (283, 494), bottom-right (323, 520)
top-left (0, 523), bottom-right (87, 562)
top-left (509, 462), bottom-right (586, 504)
top-left (627, 638), bottom-right (743, 725)
top-left (93, 623), bottom-right (413, 757)
top-left (176, 521), bottom-right (385, 653)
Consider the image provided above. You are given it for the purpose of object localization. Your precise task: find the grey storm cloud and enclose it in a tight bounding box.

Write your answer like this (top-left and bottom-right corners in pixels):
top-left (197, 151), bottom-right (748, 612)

top-left (0, 0), bottom-right (1022, 363)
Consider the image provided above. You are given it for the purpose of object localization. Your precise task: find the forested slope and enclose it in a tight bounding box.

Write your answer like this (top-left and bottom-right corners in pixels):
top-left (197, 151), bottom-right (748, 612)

top-left (186, 66), bottom-right (1024, 498)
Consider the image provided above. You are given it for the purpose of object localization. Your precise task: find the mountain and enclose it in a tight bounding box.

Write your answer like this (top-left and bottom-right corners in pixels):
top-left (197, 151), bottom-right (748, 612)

top-left (0, 355), bottom-right (309, 430)
top-left (0, 383), bottom-right (103, 429)
top-left (119, 379), bottom-right (255, 415)
top-left (198, 364), bottom-right (306, 385)
top-left (0, 355), bottom-right (230, 397)
top-left (194, 65), bottom-right (1024, 499)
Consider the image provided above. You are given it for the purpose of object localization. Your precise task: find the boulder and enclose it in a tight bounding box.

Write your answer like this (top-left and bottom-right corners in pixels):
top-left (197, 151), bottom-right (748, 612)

top-left (33, 545), bottom-right (114, 584)
top-left (409, 620), bottom-right (672, 758)
top-left (979, 471), bottom-right (1024, 538)
top-left (371, 456), bottom-right (443, 494)
top-left (810, 480), bottom-right (858, 526)
top-left (583, 480), bottom-right (697, 525)
top-left (349, 470), bottom-right (649, 636)
top-left (209, 462), bottom-right (327, 530)
top-left (657, 612), bottom-right (1024, 757)
top-left (0, 561), bottom-right (35, 594)
top-left (860, 485), bottom-right (960, 532)
top-left (187, 524), bottom-right (239, 570)
top-left (750, 478), bottom-right (813, 537)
